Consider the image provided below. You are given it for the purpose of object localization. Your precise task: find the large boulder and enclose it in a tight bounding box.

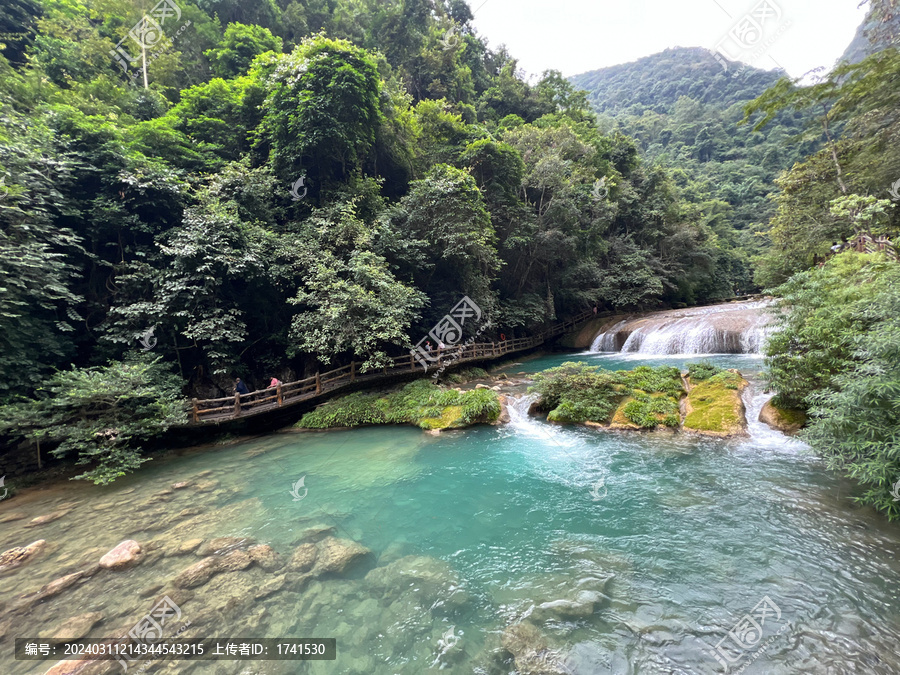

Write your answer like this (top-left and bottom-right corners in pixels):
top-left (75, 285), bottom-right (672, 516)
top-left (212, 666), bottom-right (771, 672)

top-left (98, 540), bottom-right (142, 570)
top-left (759, 399), bottom-right (806, 435)
top-left (0, 539), bottom-right (45, 574)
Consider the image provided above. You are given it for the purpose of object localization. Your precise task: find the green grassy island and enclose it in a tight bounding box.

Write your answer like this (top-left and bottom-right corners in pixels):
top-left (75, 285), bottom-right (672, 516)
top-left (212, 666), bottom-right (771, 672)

top-left (297, 380), bottom-right (501, 431)
top-left (529, 362), bottom-right (747, 435)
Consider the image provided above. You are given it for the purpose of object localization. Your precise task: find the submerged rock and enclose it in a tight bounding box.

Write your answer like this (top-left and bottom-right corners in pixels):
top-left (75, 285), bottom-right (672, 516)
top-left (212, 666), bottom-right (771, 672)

top-left (0, 511), bottom-right (27, 523)
top-left (40, 612), bottom-right (103, 641)
top-left (501, 621), bottom-right (569, 675)
top-left (176, 538), bottom-right (203, 555)
top-left (288, 543), bottom-right (318, 572)
top-left (173, 557), bottom-right (221, 589)
top-left (364, 555), bottom-right (469, 611)
top-left (39, 571), bottom-right (84, 599)
top-left (196, 536), bottom-right (255, 556)
top-left (293, 524), bottom-right (336, 544)
top-left (0, 539), bottom-right (46, 574)
top-left (25, 510), bottom-right (70, 527)
top-left (531, 590), bottom-right (607, 622)
top-left (98, 540), bottom-right (142, 570)
top-left (248, 544), bottom-right (283, 572)
top-left (315, 536), bottom-right (370, 574)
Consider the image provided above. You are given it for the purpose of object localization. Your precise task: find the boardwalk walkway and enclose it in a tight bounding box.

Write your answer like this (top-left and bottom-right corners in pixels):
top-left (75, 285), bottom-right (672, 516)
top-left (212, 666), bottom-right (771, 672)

top-left (189, 309), bottom-right (597, 425)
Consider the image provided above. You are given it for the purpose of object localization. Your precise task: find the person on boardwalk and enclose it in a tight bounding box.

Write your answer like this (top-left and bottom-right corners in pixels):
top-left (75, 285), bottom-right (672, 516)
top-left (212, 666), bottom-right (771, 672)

top-left (268, 376), bottom-right (281, 388)
top-left (234, 378), bottom-right (250, 396)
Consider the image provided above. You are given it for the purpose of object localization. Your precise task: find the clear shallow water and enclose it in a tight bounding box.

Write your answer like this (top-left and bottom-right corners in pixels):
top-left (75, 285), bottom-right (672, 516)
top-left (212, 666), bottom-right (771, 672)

top-left (2, 354), bottom-right (900, 674)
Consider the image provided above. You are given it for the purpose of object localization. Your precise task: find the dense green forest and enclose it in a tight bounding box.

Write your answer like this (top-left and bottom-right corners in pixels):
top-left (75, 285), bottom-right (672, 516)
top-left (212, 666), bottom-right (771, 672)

top-left (0, 0), bottom-right (756, 479)
top-left (1, 0), bottom-right (900, 519)
top-left (571, 48), bottom-right (820, 256)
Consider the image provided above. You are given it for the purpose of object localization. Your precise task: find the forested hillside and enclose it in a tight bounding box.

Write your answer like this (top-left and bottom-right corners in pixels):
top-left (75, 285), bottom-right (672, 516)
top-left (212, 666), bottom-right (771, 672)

top-left (571, 47), bottom-right (820, 251)
top-left (0, 0), bottom-right (753, 481)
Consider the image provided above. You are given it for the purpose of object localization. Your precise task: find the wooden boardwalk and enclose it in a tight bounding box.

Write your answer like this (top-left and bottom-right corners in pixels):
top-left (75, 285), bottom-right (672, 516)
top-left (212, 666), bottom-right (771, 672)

top-left (189, 309), bottom-right (597, 425)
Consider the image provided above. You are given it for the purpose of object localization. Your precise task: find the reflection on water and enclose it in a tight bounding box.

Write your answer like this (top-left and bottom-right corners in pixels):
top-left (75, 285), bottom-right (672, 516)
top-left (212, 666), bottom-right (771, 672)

top-left (1, 355), bottom-right (899, 674)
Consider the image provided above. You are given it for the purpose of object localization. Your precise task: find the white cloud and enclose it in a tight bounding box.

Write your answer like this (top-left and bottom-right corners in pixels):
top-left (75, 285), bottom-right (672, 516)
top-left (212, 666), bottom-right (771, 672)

top-left (471, 0), bottom-right (869, 79)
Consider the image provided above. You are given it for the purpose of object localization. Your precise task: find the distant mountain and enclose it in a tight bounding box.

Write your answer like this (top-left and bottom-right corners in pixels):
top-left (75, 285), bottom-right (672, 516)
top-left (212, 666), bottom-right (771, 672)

top-left (569, 47), bottom-right (783, 117)
top-left (568, 47), bottom-right (818, 256)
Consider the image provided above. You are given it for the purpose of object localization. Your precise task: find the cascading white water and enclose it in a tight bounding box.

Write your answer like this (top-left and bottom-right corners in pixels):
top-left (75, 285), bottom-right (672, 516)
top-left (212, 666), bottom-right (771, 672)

top-left (590, 300), bottom-right (774, 355)
top-left (739, 381), bottom-right (805, 451)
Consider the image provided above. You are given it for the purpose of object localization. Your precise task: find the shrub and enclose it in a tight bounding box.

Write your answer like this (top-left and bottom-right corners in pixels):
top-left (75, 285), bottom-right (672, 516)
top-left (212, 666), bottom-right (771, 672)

top-left (687, 361), bottom-right (720, 381)
top-left (297, 380), bottom-right (500, 429)
top-left (531, 362), bottom-right (684, 426)
top-left (766, 252), bottom-right (900, 518)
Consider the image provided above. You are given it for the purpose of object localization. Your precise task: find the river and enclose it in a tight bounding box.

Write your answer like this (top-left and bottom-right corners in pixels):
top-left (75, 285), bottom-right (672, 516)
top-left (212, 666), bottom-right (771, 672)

top-left (2, 352), bottom-right (900, 674)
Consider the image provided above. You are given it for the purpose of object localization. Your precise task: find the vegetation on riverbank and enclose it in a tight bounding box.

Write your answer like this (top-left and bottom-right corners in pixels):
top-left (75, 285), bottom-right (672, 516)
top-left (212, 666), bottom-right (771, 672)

top-left (296, 380), bottom-right (500, 430)
top-left (765, 253), bottom-right (900, 518)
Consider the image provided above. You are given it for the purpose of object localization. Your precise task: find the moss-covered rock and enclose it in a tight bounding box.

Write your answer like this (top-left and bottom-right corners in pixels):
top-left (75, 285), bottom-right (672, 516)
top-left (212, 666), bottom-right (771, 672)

top-left (531, 363), bottom-right (684, 429)
top-left (683, 369), bottom-right (748, 436)
top-left (759, 399), bottom-right (806, 435)
top-left (296, 380), bottom-right (500, 430)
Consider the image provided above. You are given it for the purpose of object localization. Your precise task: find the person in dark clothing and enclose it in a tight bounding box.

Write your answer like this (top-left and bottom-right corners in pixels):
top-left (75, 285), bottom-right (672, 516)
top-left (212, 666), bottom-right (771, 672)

top-left (234, 378), bottom-right (250, 396)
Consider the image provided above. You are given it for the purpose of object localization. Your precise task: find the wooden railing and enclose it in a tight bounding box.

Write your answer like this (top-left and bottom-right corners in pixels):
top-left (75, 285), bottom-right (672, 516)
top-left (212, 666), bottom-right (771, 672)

top-left (818, 233), bottom-right (897, 265)
top-left (188, 308), bottom-right (597, 425)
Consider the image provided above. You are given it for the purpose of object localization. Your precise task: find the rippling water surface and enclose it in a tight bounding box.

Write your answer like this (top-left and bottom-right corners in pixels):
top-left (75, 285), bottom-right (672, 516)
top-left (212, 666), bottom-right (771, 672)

top-left (3, 354), bottom-right (900, 674)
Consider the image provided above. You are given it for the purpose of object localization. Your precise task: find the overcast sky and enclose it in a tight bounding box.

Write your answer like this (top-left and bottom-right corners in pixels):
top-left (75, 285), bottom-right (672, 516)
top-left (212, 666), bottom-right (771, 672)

top-left (470, 0), bottom-right (869, 80)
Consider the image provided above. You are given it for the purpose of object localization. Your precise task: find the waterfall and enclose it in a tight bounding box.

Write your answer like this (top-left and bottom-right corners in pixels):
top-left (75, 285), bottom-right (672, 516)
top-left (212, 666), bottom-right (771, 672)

top-left (590, 300), bottom-right (773, 355)
top-left (507, 393), bottom-right (540, 428)
top-left (740, 382), bottom-right (805, 451)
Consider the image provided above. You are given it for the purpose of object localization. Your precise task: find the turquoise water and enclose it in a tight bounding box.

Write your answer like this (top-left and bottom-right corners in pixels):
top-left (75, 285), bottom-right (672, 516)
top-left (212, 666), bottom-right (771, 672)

top-left (4, 353), bottom-right (900, 674)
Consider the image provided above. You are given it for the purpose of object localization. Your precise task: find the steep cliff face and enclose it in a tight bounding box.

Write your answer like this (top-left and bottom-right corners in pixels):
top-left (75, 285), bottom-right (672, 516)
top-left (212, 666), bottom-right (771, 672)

top-left (838, 5), bottom-right (900, 65)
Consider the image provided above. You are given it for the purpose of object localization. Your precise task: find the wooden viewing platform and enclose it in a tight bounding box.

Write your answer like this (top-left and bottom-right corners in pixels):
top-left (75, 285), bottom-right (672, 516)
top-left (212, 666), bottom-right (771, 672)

top-left (817, 233), bottom-right (897, 266)
top-left (188, 309), bottom-right (598, 425)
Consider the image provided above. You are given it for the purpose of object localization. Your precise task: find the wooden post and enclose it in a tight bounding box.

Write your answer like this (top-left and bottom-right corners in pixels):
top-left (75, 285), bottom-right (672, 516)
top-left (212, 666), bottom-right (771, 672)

top-left (192, 398), bottom-right (199, 423)
top-left (233, 393), bottom-right (241, 417)
top-left (410, 354), bottom-right (415, 371)
top-left (315, 372), bottom-right (321, 395)
top-left (276, 383), bottom-right (283, 406)
top-left (350, 361), bottom-right (356, 382)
